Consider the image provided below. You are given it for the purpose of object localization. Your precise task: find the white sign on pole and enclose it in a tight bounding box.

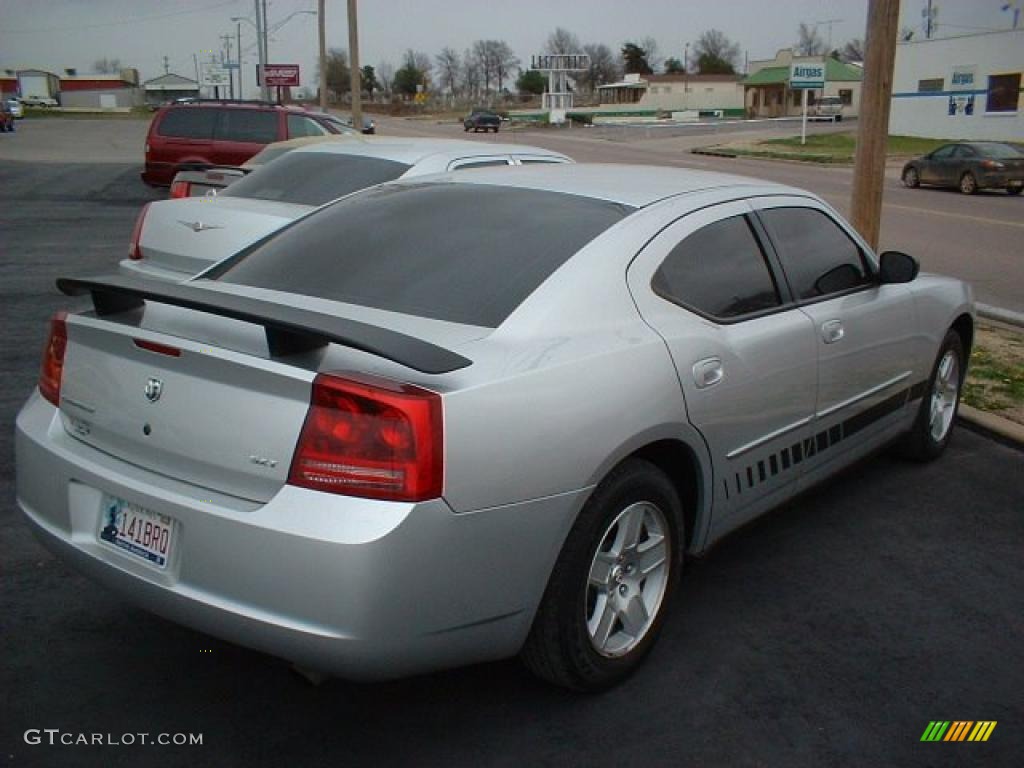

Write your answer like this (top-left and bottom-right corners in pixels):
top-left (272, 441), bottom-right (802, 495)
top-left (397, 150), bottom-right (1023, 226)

top-left (200, 63), bottom-right (230, 87)
top-left (790, 63), bottom-right (825, 146)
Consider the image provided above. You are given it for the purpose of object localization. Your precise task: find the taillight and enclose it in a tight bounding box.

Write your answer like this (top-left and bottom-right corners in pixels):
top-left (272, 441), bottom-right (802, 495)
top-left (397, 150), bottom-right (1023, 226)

top-left (38, 311), bottom-right (68, 406)
top-left (980, 160), bottom-right (1005, 171)
top-left (169, 180), bottom-right (191, 199)
top-left (288, 373), bottom-right (443, 502)
top-left (128, 202), bottom-right (151, 260)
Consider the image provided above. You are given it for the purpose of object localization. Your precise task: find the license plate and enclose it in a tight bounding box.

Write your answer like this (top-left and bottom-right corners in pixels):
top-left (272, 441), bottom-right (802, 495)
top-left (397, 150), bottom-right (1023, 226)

top-left (99, 496), bottom-right (175, 569)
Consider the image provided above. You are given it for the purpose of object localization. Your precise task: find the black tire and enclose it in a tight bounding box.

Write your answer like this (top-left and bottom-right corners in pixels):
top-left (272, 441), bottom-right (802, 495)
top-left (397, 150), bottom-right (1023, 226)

top-left (902, 166), bottom-right (920, 188)
top-left (521, 458), bottom-right (684, 691)
top-left (492, 125), bottom-right (499, 133)
top-left (899, 329), bottom-right (965, 461)
top-left (463, 125), bottom-right (470, 132)
top-left (1007, 187), bottom-right (1022, 196)
top-left (959, 172), bottom-right (977, 195)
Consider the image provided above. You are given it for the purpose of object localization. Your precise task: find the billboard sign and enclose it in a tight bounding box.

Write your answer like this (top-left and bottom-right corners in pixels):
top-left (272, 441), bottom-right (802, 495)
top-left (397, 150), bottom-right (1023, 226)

top-left (789, 62), bottom-right (825, 90)
top-left (259, 64), bottom-right (300, 87)
top-left (200, 63), bottom-right (230, 87)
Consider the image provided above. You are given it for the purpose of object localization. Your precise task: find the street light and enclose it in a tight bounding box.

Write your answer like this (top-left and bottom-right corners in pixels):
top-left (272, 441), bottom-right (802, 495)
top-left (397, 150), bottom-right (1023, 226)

top-left (234, 8), bottom-right (315, 101)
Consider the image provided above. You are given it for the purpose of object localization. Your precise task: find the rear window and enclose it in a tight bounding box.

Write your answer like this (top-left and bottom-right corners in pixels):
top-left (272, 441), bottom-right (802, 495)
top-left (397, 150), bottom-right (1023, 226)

top-left (157, 108), bottom-right (216, 139)
top-left (221, 152), bottom-right (411, 206)
top-left (212, 183), bottom-right (631, 327)
top-left (976, 143), bottom-right (1024, 159)
top-left (216, 109), bottom-right (278, 143)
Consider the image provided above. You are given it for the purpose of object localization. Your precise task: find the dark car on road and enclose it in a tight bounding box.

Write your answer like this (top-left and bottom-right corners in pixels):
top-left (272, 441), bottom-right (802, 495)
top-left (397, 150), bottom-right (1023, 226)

top-left (141, 100), bottom-right (349, 186)
top-left (0, 101), bottom-right (14, 132)
top-left (464, 108), bottom-right (501, 133)
top-left (902, 141), bottom-right (1024, 195)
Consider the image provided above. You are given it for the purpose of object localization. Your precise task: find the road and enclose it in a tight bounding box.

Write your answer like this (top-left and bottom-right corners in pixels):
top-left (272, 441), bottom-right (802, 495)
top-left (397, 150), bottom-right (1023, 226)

top-left (1, 131), bottom-right (1022, 767)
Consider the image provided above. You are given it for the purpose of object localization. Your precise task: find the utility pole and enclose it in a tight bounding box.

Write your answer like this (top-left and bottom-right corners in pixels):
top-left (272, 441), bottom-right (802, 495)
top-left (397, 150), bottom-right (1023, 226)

top-left (925, 0), bottom-right (934, 39)
top-left (815, 19), bottom-right (844, 52)
top-left (162, 56), bottom-right (170, 74)
top-left (254, 0), bottom-right (267, 100)
top-left (348, 0), bottom-right (362, 130)
top-left (237, 22), bottom-right (242, 99)
top-left (193, 53), bottom-right (200, 84)
top-left (220, 34), bottom-right (234, 98)
top-left (850, 0), bottom-right (899, 250)
top-left (318, 0), bottom-right (327, 111)
top-left (262, 0), bottom-right (271, 100)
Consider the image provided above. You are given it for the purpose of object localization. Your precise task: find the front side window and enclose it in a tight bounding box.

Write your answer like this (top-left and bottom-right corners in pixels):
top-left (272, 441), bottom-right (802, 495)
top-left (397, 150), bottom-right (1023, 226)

top-left (652, 215), bottom-right (781, 319)
top-left (759, 207), bottom-right (871, 301)
top-left (287, 114), bottom-right (329, 138)
top-left (216, 109), bottom-right (278, 143)
top-left (986, 73), bottom-right (1021, 113)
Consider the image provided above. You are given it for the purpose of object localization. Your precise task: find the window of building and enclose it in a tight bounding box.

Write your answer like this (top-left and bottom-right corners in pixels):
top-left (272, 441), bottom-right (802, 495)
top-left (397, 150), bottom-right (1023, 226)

top-left (838, 89), bottom-right (853, 105)
top-left (652, 215), bottom-right (781, 320)
top-left (792, 90), bottom-right (802, 106)
top-left (986, 73), bottom-right (1021, 113)
top-left (759, 207), bottom-right (872, 301)
top-left (808, 91), bottom-right (817, 105)
top-left (918, 78), bottom-right (944, 93)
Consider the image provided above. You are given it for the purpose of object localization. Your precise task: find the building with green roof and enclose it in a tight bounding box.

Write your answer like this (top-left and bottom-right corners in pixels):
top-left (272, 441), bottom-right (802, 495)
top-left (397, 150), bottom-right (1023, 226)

top-left (742, 50), bottom-right (863, 119)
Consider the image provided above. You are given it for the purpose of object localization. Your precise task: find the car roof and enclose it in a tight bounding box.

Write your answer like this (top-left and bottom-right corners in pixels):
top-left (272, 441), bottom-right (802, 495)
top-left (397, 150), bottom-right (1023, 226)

top-left (289, 136), bottom-right (569, 164)
top-left (394, 163), bottom-right (794, 207)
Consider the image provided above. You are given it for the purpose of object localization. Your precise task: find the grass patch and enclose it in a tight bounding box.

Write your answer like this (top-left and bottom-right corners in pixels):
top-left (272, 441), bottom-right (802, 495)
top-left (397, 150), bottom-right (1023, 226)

top-left (962, 323), bottom-right (1024, 424)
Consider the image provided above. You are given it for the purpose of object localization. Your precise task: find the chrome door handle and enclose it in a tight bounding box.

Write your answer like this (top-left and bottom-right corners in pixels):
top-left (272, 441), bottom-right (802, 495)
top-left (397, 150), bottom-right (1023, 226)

top-left (821, 319), bottom-right (844, 344)
top-left (692, 357), bottom-right (723, 389)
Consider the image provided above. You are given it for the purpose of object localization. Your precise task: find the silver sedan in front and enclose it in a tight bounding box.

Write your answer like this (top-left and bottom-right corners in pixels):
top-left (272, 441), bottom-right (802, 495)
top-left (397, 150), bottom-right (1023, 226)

top-left (16, 164), bottom-right (973, 690)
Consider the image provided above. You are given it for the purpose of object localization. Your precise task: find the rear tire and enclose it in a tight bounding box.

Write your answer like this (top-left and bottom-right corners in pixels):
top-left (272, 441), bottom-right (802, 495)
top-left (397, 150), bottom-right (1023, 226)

top-left (521, 458), bottom-right (683, 691)
top-left (959, 172), bottom-right (977, 195)
top-left (899, 330), bottom-right (965, 461)
top-left (902, 166), bottom-right (920, 188)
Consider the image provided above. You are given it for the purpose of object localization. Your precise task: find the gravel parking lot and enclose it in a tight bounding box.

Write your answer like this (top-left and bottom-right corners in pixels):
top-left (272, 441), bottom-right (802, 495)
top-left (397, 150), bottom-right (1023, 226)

top-left (2, 144), bottom-right (1022, 767)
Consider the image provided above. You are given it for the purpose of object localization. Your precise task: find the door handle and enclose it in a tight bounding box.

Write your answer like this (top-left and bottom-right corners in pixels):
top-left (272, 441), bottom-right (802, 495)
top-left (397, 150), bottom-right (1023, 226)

top-left (692, 357), bottom-right (724, 389)
top-left (821, 319), bottom-right (844, 344)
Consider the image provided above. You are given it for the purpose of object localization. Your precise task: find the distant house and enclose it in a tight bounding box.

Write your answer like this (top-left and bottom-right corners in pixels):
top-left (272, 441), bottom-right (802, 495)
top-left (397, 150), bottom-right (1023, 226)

top-left (889, 28), bottom-right (1023, 141)
top-left (143, 73), bottom-right (200, 107)
top-left (596, 72), bottom-right (745, 117)
top-left (59, 69), bottom-right (142, 108)
top-left (743, 50), bottom-right (863, 118)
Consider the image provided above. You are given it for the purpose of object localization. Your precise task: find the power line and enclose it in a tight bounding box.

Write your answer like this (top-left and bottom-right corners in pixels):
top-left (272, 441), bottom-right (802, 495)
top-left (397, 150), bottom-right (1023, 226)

top-left (0, 0), bottom-right (241, 35)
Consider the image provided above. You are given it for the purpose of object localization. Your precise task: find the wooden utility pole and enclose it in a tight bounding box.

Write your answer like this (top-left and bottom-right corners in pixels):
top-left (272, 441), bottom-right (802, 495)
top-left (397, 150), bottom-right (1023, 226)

top-left (318, 0), bottom-right (327, 111)
top-left (850, 0), bottom-right (899, 251)
top-left (348, 0), bottom-right (362, 130)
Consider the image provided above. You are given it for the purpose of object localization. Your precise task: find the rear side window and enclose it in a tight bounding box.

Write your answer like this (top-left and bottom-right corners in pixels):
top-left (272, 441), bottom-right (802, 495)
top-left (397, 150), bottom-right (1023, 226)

top-left (759, 207), bottom-right (871, 300)
top-left (215, 109), bottom-right (278, 143)
top-left (221, 152), bottom-right (411, 206)
top-left (157, 108), bottom-right (216, 139)
top-left (653, 215), bottom-right (781, 319)
top-left (212, 183), bottom-right (631, 327)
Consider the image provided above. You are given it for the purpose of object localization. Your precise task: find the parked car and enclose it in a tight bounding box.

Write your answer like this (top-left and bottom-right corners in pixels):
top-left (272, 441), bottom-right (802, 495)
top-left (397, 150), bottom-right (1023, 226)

top-left (464, 108), bottom-right (502, 132)
top-left (168, 134), bottom-right (364, 198)
top-left (810, 96), bottom-right (844, 121)
top-left (124, 137), bottom-right (571, 281)
top-left (20, 95), bottom-right (58, 107)
top-left (141, 100), bottom-right (353, 187)
top-left (6, 97), bottom-right (24, 118)
top-left (334, 112), bottom-right (376, 134)
top-left (901, 141), bottom-right (1024, 195)
top-left (18, 164), bottom-right (973, 690)
top-left (0, 101), bottom-right (15, 132)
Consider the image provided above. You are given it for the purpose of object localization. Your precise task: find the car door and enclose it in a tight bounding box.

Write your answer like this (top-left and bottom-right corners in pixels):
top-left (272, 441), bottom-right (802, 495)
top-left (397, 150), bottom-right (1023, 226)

top-left (920, 144), bottom-right (957, 186)
top-left (952, 144), bottom-right (978, 185)
top-left (627, 201), bottom-right (818, 535)
top-left (213, 108), bottom-right (281, 167)
top-left (751, 197), bottom-right (921, 488)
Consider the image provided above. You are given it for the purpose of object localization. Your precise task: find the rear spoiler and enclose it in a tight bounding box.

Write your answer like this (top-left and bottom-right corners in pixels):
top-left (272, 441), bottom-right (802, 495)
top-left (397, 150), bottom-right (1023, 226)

top-left (56, 275), bottom-right (472, 375)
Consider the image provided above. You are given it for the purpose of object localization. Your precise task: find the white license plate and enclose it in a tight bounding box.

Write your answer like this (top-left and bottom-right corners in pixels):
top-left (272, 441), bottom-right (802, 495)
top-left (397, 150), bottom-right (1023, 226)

top-left (99, 496), bottom-right (176, 569)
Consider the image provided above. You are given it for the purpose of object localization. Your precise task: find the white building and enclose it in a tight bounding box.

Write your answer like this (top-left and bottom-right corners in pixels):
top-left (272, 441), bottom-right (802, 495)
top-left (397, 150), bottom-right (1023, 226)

top-left (889, 28), bottom-right (1023, 141)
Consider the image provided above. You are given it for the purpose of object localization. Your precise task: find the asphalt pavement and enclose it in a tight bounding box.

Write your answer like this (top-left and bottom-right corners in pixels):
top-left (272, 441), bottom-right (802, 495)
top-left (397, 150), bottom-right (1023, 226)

top-left (1, 151), bottom-right (1023, 768)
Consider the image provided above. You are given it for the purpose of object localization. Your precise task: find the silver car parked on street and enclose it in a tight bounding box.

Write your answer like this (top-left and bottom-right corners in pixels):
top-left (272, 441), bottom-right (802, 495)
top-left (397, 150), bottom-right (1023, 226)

top-left (17, 164), bottom-right (973, 690)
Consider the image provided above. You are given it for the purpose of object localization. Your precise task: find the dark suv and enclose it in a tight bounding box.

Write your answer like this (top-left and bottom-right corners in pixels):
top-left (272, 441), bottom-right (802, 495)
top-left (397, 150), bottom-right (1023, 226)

top-left (141, 101), bottom-right (346, 186)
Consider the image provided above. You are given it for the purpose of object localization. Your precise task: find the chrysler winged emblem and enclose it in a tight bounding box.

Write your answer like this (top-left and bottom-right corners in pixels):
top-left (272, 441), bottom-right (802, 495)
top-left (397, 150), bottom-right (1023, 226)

top-left (144, 378), bottom-right (163, 403)
top-left (177, 220), bottom-right (223, 233)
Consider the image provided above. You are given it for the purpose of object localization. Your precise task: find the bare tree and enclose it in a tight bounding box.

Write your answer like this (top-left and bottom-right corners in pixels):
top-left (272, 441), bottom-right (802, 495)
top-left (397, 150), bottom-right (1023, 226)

top-left (461, 47), bottom-right (482, 100)
top-left (472, 39), bottom-right (495, 94)
top-left (491, 40), bottom-right (519, 93)
top-left (639, 36), bottom-right (662, 74)
top-left (377, 60), bottom-right (394, 97)
top-left (795, 22), bottom-right (826, 56)
top-left (544, 27), bottom-right (582, 55)
top-left (93, 57), bottom-right (122, 74)
top-left (579, 42), bottom-right (620, 92)
top-left (692, 29), bottom-right (740, 74)
top-left (435, 47), bottom-right (461, 96)
top-left (412, 51), bottom-right (433, 87)
top-left (840, 38), bottom-right (864, 62)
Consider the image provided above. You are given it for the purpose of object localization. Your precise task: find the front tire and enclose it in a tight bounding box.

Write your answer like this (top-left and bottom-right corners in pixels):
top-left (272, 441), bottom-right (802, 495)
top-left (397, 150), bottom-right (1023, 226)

top-left (521, 458), bottom-right (683, 691)
top-left (899, 330), bottom-right (965, 461)
top-left (902, 166), bottom-right (920, 188)
top-left (959, 172), bottom-right (977, 195)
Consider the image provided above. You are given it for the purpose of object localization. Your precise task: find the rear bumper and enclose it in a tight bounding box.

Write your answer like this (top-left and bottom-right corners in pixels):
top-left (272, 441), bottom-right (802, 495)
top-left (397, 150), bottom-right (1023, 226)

top-left (976, 171), bottom-right (1023, 190)
top-left (15, 393), bottom-right (583, 680)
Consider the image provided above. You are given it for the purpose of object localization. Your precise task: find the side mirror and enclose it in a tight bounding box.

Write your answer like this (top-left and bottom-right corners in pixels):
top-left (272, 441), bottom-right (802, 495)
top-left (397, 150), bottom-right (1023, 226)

top-left (879, 250), bottom-right (920, 284)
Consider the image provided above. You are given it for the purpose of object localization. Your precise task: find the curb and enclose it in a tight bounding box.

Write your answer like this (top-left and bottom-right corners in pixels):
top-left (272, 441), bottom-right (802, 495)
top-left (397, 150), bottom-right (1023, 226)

top-left (958, 404), bottom-right (1024, 449)
top-left (977, 303), bottom-right (1024, 328)
top-left (690, 147), bottom-right (737, 158)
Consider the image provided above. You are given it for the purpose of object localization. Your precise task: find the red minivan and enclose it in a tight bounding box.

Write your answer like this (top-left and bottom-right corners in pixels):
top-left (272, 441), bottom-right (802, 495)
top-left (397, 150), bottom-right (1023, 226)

top-left (141, 101), bottom-right (346, 186)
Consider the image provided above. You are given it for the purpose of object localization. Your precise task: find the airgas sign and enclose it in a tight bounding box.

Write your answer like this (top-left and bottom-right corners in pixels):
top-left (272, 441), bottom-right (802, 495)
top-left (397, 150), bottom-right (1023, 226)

top-left (789, 63), bottom-right (825, 89)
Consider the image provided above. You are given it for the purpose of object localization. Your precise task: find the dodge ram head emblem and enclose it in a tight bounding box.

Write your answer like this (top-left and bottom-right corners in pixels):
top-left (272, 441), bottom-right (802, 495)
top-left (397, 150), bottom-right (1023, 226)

top-left (144, 378), bottom-right (163, 403)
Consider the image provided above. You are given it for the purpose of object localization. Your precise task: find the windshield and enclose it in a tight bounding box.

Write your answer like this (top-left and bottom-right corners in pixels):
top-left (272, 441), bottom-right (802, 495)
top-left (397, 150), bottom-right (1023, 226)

top-left (211, 183), bottom-right (632, 327)
top-left (221, 152), bottom-right (411, 206)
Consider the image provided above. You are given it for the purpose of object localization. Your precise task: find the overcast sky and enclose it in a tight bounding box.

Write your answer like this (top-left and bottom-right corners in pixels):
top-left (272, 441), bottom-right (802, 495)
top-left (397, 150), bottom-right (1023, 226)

top-left (0, 0), bottom-right (1015, 94)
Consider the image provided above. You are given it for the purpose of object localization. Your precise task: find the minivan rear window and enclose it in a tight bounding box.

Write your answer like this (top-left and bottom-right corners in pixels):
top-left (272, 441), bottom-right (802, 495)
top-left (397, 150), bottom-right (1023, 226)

top-left (212, 183), bottom-right (632, 327)
top-left (157, 108), bottom-right (216, 139)
top-left (221, 152), bottom-right (411, 206)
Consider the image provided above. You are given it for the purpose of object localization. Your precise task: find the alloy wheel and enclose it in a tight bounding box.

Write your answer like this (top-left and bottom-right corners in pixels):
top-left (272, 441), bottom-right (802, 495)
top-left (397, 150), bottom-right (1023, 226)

top-left (929, 349), bottom-right (960, 442)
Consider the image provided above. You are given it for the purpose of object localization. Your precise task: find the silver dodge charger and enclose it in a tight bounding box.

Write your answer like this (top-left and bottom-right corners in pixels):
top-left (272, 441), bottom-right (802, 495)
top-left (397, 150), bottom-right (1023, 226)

top-left (16, 164), bottom-right (974, 691)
